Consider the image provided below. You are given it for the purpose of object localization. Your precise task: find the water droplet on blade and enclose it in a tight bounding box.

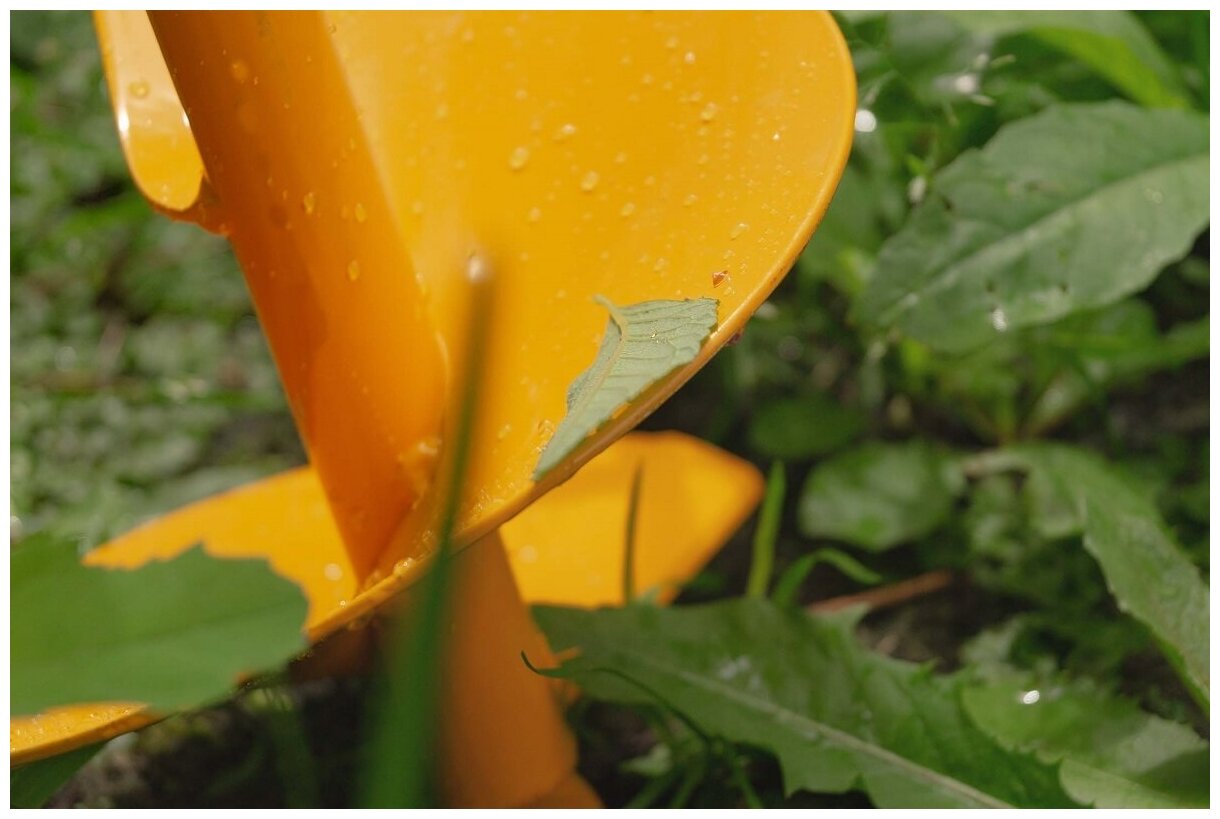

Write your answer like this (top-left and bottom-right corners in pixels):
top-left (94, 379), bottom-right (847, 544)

top-left (229, 59), bottom-right (250, 83)
top-left (508, 145), bottom-right (531, 171)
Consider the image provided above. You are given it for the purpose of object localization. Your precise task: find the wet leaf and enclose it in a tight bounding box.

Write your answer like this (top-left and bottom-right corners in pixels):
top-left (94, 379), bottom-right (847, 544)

top-left (535, 600), bottom-right (1076, 808)
top-left (798, 441), bottom-right (962, 550)
top-left (11, 532), bottom-right (309, 715)
top-left (10, 743), bottom-right (102, 808)
top-left (748, 393), bottom-right (865, 461)
top-left (944, 11), bottom-right (1189, 107)
top-left (962, 677), bottom-right (1208, 808)
top-left (857, 102), bottom-right (1209, 352)
top-left (1007, 445), bottom-right (1210, 706)
top-left (534, 297), bottom-right (718, 479)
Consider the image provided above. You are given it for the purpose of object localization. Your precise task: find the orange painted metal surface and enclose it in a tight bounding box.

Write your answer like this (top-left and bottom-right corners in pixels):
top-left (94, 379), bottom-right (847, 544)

top-left (14, 10), bottom-right (855, 807)
top-left (115, 10), bottom-right (854, 581)
top-left (93, 11), bottom-right (206, 216)
top-left (502, 431), bottom-right (764, 607)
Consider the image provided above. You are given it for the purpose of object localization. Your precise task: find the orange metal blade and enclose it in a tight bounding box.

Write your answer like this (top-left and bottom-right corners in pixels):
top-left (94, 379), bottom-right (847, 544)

top-left (93, 11), bottom-right (206, 215)
top-left (110, 11), bottom-right (853, 579)
top-left (502, 431), bottom-right (764, 607)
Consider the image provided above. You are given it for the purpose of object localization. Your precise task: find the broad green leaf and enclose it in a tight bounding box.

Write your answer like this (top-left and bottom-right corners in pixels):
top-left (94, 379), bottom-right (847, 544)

top-left (962, 678), bottom-right (1208, 808)
top-left (10, 743), bottom-right (102, 808)
top-left (856, 102), bottom-right (1209, 353)
top-left (12, 533), bottom-right (309, 715)
top-left (1025, 308), bottom-right (1210, 436)
top-left (747, 394), bottom-right (865, 461)
top-left (1007, 445), bottom-right (1210, 707)
top-left (798, 441), bottom-right (962, 550)
top-left (534, 600), bottom-right (1076, 808)
top-left (943, 11), bottom-right (1189, 108)
top-left (533, 297), bottom-right (718, 479)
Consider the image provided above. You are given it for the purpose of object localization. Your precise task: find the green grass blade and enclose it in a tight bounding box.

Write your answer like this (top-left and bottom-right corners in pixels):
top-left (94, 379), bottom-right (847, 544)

top-left (358, 255), bottom-right (494, 808)
top-left (622, 462), bottom-right (645, 605)
top-left (745, 461), bottom-right (786, 599)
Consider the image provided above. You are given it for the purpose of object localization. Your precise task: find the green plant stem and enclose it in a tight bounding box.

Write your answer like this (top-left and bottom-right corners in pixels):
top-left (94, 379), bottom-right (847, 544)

top-left (622, 462), bottom-right (644, 605)
top-left (745, 462), bottom-right (786, 599)
top-left (358, 256), bottom-right (493, 808)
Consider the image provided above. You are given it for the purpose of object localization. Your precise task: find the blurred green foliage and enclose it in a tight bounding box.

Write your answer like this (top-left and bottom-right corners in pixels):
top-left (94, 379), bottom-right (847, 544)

top-left (11, 11), bottom-right (300, 547)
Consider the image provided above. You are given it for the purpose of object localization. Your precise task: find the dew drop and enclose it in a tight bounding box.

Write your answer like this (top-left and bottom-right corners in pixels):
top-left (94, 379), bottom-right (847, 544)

top-left (620, 201), bottom-right (636, 217)
top-left (664, 35), bottom-right (679, 49)
top-left (128, 80), bottom-right (150, 99)
top-left (347, 260), bottom-right (361, 281)
top-left (683, 193), bottom-right (698, 206)
top-left (953, 73), bottom-right (981, 95)
top-left (990, 306), bottom-right (1009, 332)
top-left (553, 122), bottom-right (578, 142)
top-left (700, 102), bottom-right (719, 122)
top-left (393, 557), bottom-right (417, 577)
top-left (354, 202), bottom-right (367, 223)
top-left (653, 257), bottom-right (668, 272)
top-left (323, 563), bottom-right (343, 581)
top-left (730, 222), bottom-right (749, 240)
top-left (508, 145), bottom-right (531, 171)
top-left (580, 170), bottom-right (600, 192)
top-left (497, 424), bottom-right (513, 441)
top-left (229, 59), bottom-right (250, 83)
top-left (683, 51), bottom-right (696, 64)
top-left (301, 191), bottom-right (317, 215)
